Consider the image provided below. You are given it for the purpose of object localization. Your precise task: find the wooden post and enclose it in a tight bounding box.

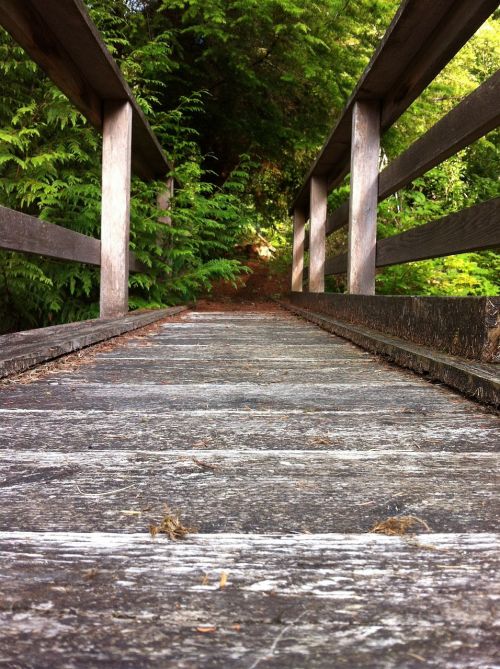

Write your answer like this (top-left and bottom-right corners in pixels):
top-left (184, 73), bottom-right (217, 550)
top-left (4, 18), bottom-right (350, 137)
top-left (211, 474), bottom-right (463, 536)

top-left (309, 176), bottom-right (328, 293)
top-left (347, 100), bottom-right (381, 295)
top-left (157, 176), bottom-right (174, 227)
top-left (291, 208), bottom-right (305, 292)
top-left (99, 100), bottom-right (133, 319)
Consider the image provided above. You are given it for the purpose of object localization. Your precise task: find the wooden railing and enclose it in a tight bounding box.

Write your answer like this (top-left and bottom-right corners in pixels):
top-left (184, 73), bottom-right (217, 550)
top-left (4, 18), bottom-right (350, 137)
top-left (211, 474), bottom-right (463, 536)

top-left (0, 0), bottom-right (171, 319)
top-left (291, 0), bottom-right (500, 296)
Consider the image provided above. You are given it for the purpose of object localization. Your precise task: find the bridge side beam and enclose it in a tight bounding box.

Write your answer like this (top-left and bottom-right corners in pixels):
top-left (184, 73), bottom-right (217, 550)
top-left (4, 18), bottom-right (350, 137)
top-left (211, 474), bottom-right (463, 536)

top-left (100, 100), bottom-right (133, 319)
top-left (347, 100), bottom-right (381, 295)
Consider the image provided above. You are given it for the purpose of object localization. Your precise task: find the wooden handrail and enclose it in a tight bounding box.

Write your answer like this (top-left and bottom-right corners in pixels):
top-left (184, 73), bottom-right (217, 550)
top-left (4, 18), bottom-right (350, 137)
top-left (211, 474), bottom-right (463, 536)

top-left (0, 205), bottom-right (145, 273)
top-left (292, 0), bottom-right (498, 215)
top-left (0, 0), bottom-right (170, 180)
top-left (321, 198), bottom-right (500, 276)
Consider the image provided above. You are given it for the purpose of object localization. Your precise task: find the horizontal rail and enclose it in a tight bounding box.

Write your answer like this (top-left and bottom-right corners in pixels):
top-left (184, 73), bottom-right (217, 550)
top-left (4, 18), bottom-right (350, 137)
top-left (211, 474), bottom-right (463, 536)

top-left (292, 0), bottom-right (498, 214)
top-left (379, 71), bottom-right (500, 199)
top-left (376, 198), bottom-right (500, 268)
top-left (0, 0), bottom-right (169, 180)
top-left (304, 71), bottom-right (500, 253)
top-left (322, 198), bottom-right (500, 275)
top-left (0, 206), bottom-right (145, 272)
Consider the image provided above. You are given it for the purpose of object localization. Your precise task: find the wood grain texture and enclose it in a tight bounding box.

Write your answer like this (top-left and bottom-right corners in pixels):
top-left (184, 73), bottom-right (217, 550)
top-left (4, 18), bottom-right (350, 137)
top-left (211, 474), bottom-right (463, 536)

top-left (0, 307), bottom-right (187, 378)
top-left (0, 308), bottom-right (498, 666)
top-left (280, 299), bottom-right (500, 405)
top-left (0, 532), bottom-right (498, 668)
top-left (304, 201), bottom-right (349, 252)
top-left (99, 101), bottom-right (133, 319)
top-left (348, 101), bottom-right (380, 295)
top-left (0, 0), bottom-right (169, 180)
top-left (291, 208), bottom-right (306, 291)
top-left (309, 177), bottom-right (328, 293)
top-left (291, 0), bottom-right (498, 214)
top-left (379, 71), bottom-right (500, 198)
top-left (0, 205), bottom-right (101, 265)
top-left (0, 205), bottom-right (144, 272)
top-left (376, 198), bottom-right (500, 267)
top-left (284, 293), bottom-right (500, 363)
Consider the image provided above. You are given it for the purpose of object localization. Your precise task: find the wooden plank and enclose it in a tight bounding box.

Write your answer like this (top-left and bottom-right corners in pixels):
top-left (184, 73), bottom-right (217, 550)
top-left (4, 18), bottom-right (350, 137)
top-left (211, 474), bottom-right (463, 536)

top-left (0, 0), bottom-right (169, 180)
top-left (376, 198), bottom-right (500, 268)
top-left (291, 208), bottom-right (306, 292)
top-left (347, 101), bottom-right (380, 295)
top-left (0, 307), bottom-right (187, 379)
top-left (280, 300), bottom-right (500, 406)
top-left (291, 0), bottom-right (498, 214)
top-left (0, 308), bottom-right (499, 666)
top-left (304, 201), bottom-right (350, 252)
top-left (308, 177), bottom-right (327, 293)
top-left (0, 204), bottom-right (144, 271)
top-left (283, 293), bottom-right (500, 363)
top-left (0, 532), bottom-right (498, 667)
top-left (380, 71), bottom-right (500, 199)
top-left (0, 205), bottom-right (100, 265)
top-left (99, 101), bottom-right (133, 319)
top-left (0, 448), bottom-right (499, 533)
top-left (157, 177), bottom-right (175, 227)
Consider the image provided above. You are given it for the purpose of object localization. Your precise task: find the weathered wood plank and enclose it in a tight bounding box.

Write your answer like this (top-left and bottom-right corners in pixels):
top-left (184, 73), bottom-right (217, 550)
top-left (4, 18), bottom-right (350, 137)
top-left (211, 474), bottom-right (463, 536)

top-left (0, 0), bottom-right (170, 180)
top-left (284, 293), bottom-right (500, 363)
top-left (2, 408), bottom-right (498, 454)
top-left (292, 0), bottom-right (498, 213)
top-left (0, 205), bottom-right (101, 265)
top-left (0, 204), bottom-right (145, 272)
top-left (99, 101), bottom-right (133, 319)
top-left (0, 448), bottom-right (498, 533)
top-left (280, 299), bottom-right (500, 405)
top-left (379, 71), bottom-right (500, 199)
top-left (0, 308), bottom-right (498, 667)
top-left (376, 198), bottom-right (500, 267)
top-left (291, 208), bottom-right (306, 291)
top-left (348, 101), bottom-right (380, 295)
top-left (308, 177), bottom-right (327, 293)
top-left (324, 199), bottom-right (500, 274)
top-left (0, 532), bottom-right (497, 668)
top-left (0, 307), bottom-right (188, 378)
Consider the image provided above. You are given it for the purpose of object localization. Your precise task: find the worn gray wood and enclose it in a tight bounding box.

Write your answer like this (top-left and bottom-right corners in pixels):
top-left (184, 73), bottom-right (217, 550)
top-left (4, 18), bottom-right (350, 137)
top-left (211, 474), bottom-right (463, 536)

top-left (0, 204), bottom-right (145, 272)
top-left (0, 308), bottom-right (498, 667)
top-left (308, 177), bottom-right (327, 293)
top-left (280, 299), bottom-right (500, 405)
top-left (0, 0), bottom-right (170, 180)
top-left (292, 0), bottom-right (498, 213)
top-left (348, 101), bottom-right (380, 295)
top-left (324, 198), bottom-right (500, 274)
top-left (376, 198), bottom-right (500, 267)
top-left (283, 294), bottom-right (500, 363)
top-left (379, 71), bottom-right (500, 199)
top-left (100, 101), bottom-right (133, 319)
top-left (291, 208), bottom-right (306, 292)
top-left (0, 307), bottom-right (187, 378)
top-left (0, 532), bottom-right (498, 668)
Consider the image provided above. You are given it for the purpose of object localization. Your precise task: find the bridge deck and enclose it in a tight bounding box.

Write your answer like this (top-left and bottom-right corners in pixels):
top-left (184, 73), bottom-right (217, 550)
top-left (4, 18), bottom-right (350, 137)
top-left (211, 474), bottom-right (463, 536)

top-left (0, 305), bottom-right (498, 667)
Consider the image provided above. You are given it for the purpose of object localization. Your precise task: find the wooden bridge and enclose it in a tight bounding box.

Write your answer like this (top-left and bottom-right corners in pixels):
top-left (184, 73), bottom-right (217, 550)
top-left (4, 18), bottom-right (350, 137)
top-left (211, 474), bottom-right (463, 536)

top-left (0, 1), bottom-right (499, 667)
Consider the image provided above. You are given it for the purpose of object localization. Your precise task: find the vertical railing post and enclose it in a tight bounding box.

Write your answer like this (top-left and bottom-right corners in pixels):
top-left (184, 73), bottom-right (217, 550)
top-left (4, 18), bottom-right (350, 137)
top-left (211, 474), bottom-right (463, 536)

top-left (291, 208), bottom-right (305, 292)
top-left (309, 176), bottom-right (328, 293)
top-left (99, 100), bottom-right (133, 319)
top-left (347, 100), bottom-right (380, 295)
top-left (157, 176), bottom-right (174, 227)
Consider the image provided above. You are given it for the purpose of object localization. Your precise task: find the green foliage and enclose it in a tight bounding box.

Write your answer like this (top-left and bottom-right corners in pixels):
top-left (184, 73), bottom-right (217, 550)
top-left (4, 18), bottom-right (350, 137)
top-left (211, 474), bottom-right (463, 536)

top-left (0, 0), bottom-right (498, 334)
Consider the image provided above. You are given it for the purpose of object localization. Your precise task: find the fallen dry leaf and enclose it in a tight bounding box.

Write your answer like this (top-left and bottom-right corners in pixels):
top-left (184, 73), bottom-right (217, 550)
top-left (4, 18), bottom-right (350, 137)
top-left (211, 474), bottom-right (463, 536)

top-left (219, 571), bottom-right (229, 589)
top-left (196, 626), bottom-right (217, 634)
